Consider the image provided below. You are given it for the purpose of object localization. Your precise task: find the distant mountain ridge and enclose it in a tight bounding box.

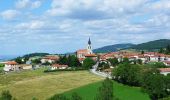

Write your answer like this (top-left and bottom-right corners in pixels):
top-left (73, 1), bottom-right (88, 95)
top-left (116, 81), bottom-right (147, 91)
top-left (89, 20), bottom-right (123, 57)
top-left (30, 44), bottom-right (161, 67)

top-left (130, 39), bottom-right (170, 50)
top-left (93, 43), bottom-right (135, 53)
top-left (93, 39), bottom-right (170, 53)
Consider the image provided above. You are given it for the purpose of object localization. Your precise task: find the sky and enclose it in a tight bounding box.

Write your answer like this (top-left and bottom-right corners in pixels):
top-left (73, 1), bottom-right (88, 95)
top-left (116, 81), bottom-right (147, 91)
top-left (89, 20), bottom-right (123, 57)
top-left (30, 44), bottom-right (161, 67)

top-left (0, 0), bottom-right (170, 55)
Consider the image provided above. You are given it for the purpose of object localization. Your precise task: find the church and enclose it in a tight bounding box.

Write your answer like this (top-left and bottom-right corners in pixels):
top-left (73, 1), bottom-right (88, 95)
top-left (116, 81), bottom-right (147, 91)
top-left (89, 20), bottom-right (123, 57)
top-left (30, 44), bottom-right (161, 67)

top-left (76, 38), bottom-right (97, 63)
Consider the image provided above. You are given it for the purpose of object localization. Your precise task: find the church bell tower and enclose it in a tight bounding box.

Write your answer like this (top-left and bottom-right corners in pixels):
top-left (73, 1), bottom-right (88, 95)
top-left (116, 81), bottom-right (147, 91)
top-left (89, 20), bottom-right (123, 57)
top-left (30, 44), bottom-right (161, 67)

top-left (87, 37), bottom-right (93, 54)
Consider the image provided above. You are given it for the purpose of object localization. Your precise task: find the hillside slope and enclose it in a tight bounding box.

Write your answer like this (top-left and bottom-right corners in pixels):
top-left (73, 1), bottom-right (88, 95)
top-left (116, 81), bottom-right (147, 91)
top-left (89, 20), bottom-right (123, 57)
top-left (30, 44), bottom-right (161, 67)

top-left (130, 39), bottom-right (170, 50)
top-left (93, 43), bottom-right (135, 53)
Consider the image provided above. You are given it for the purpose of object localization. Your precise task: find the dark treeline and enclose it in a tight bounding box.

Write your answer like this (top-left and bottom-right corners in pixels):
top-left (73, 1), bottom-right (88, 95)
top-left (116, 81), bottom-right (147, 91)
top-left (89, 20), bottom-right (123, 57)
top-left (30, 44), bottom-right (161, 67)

top-left (56, 55), bottom-right (81, 67)
top-left (112, 62), bottom-right (170, 100)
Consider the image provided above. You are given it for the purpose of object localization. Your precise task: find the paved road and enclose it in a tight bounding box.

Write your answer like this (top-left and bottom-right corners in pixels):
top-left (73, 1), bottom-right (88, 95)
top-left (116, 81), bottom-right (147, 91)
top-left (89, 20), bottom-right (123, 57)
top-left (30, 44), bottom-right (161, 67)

top-left (90, 62), bottom-right (112, 79)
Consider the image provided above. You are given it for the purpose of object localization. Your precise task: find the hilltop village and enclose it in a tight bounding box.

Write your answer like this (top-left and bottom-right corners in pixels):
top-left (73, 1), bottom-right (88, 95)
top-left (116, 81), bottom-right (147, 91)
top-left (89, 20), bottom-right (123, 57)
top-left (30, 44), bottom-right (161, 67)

top-left (0, 38), bottom-right (170, 76)
top-left (0, 38), bottom-right (170, 100)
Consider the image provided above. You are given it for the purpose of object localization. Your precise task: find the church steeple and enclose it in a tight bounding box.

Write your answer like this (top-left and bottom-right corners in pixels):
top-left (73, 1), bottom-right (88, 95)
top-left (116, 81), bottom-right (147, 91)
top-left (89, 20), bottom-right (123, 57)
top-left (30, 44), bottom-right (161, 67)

top-left (88, 37), bottom-right (91, 45)
top-left (87, 37), bottom-right (92, 54)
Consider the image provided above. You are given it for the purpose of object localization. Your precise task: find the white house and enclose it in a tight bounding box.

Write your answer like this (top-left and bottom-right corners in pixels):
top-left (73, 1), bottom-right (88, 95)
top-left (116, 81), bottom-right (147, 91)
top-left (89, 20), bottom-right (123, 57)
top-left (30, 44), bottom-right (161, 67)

top-left (159, 68), bottom-right (170, 76)
top-left (41, 56), bottom-right (59, 64)
top-left (51, 64), bottom-right (68, 70)
top-left (3, 61), bottom-right (19, 72)
top-left (19, 64), bottom-right (32, 70)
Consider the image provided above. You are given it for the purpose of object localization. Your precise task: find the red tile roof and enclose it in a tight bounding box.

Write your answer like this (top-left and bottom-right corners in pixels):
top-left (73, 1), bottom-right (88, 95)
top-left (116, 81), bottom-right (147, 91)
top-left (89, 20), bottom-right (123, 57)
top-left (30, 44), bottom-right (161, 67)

top-left (5, 61), bottom-right (18, 65)
top-left (77, 49), bottom-right (88, 53)
top-left (163, 61), bottom-right (170, 65)
top-left (159, 68), bottom-right (170, 72)
top-left (43, 56), bottom-right (59, 60)
top-left (85, 54), bottom-right (97, 57)
top-left (78, 58), bottom-right (85, 61)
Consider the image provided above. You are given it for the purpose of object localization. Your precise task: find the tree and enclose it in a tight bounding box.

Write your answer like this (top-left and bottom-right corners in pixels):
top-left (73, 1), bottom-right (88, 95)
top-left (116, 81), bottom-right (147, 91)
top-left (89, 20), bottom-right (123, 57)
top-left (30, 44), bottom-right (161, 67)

top-left (137, 59), bottom-right (142, 65)
top-left (108, 58), bottom-right (119, 66)
top-left (71, 92), bottom-right (82, 100)
top-left (31, 59), bottom-right (41, 64)
top-left (166, 45), bottom-right (170, 54)
top-left (67, 55), bottom-right (81, 67)
top-left (0, 90), bottom-right (12, 100)
top-left (83, 58), bottom-right (95, 69)
top-left (141, 69), bottom-right (167, 100)
top-left (159, 48), bottom-right (164, 53)
top-left (141, 50), bottom-right (145, 54)
top-left (95, 78), bottom-right (118, 100)
top-left (112, 63), bottom-right (141, 86)
top-left (15, 57), bottom-right (24, 64)
top-left (122, 57), bottom-right (129, 63)
top-left (57, 55), bottom-right (68, 65)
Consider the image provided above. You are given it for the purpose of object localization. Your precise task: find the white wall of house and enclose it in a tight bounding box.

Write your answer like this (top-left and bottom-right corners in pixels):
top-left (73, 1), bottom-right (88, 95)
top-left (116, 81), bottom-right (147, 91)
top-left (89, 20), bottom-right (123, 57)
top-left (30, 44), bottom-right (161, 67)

top-left (51, 66), bottom-right (67, 70)
top-left (160, 72), bottom-right (170, 76)
top-left (41, 59), bottom-right (54, 64)
top-left (4, 64), bottom-right (19, 71)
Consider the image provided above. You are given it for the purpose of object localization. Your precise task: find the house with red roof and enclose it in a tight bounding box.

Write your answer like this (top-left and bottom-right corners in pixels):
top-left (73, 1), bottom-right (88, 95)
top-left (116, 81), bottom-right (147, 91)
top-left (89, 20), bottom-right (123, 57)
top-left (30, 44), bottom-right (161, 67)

top-left (41, 55), bottom-right (59, 64)
top-left (51, 64), bottom-right (68, 70)
top-left (3, 61), bottom-right (19, 71)
top-left (159, 68), bottom-right (170, 76)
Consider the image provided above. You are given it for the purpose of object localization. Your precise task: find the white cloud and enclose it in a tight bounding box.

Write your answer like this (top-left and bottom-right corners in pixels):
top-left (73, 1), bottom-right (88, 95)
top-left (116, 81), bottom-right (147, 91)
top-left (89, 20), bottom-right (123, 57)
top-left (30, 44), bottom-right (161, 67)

top-left (31, 1), bottom-right (41, 9)
top-left (16, 20), bottom-right (45, 29)
top-left (0, 10), bottom-right (20, 20)
top-left (15, 0), bottom-right (42, 9)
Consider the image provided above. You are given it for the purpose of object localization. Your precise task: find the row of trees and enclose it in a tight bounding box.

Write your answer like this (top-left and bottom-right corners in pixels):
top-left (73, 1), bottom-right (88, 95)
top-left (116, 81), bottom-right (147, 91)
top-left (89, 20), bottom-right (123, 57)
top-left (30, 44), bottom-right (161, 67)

top-left (57, 55), bottom-right (81, 67)
top-left (112, 62), bottom-right (170, 100)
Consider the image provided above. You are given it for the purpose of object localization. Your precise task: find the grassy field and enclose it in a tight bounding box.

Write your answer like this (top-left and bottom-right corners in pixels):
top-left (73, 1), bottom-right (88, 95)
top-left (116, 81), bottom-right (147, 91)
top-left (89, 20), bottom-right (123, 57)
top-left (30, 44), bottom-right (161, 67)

top-left (63, 81), bottom-right (150, 100)
top-left (0, 68), bottom-right (103, 100)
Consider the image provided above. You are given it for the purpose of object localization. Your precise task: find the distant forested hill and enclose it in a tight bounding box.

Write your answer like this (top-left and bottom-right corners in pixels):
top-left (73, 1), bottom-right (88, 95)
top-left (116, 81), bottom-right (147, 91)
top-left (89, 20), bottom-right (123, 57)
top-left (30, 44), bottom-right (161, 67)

top-left (22, 53), bottom-right (50, 58)
top-left (130, 39), bottom-right (170, 50)
top-left (93, 44), bottom-right (135, 53)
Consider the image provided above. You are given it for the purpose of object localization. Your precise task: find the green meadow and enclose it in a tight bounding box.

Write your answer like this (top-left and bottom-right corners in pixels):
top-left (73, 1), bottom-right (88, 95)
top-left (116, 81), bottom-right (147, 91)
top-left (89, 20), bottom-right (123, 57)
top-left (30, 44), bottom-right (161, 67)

top-left (63, 80), bottom-right (150, 100)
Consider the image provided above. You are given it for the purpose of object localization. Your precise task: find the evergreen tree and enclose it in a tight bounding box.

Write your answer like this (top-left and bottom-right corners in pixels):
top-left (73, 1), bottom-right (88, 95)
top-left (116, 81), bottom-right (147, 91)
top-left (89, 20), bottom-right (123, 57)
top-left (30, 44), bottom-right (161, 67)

top-left (95, 78), bottom-right (118, 100)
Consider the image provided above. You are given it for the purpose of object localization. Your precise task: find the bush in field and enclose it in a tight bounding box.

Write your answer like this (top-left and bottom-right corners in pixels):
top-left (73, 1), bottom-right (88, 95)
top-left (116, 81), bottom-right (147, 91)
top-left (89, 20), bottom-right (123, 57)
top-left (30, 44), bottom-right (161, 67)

top-left (47, 94), bottom-right (69, 100)
top-left (0, 90), bottom-right (12, 100)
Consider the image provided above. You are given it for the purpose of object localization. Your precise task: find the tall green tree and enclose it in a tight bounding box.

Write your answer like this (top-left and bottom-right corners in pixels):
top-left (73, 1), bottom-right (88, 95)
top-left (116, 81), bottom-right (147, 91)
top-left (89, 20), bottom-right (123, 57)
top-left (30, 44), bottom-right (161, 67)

top-left (83, 58), bottom-right (95, 69)
top-left (95, 78), bottom-right (118, 100)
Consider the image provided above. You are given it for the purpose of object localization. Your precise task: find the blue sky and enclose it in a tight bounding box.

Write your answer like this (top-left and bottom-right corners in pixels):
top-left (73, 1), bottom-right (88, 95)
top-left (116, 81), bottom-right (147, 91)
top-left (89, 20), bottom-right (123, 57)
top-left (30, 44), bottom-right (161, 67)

top-left (0, 0), bottom-right (170, 55)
